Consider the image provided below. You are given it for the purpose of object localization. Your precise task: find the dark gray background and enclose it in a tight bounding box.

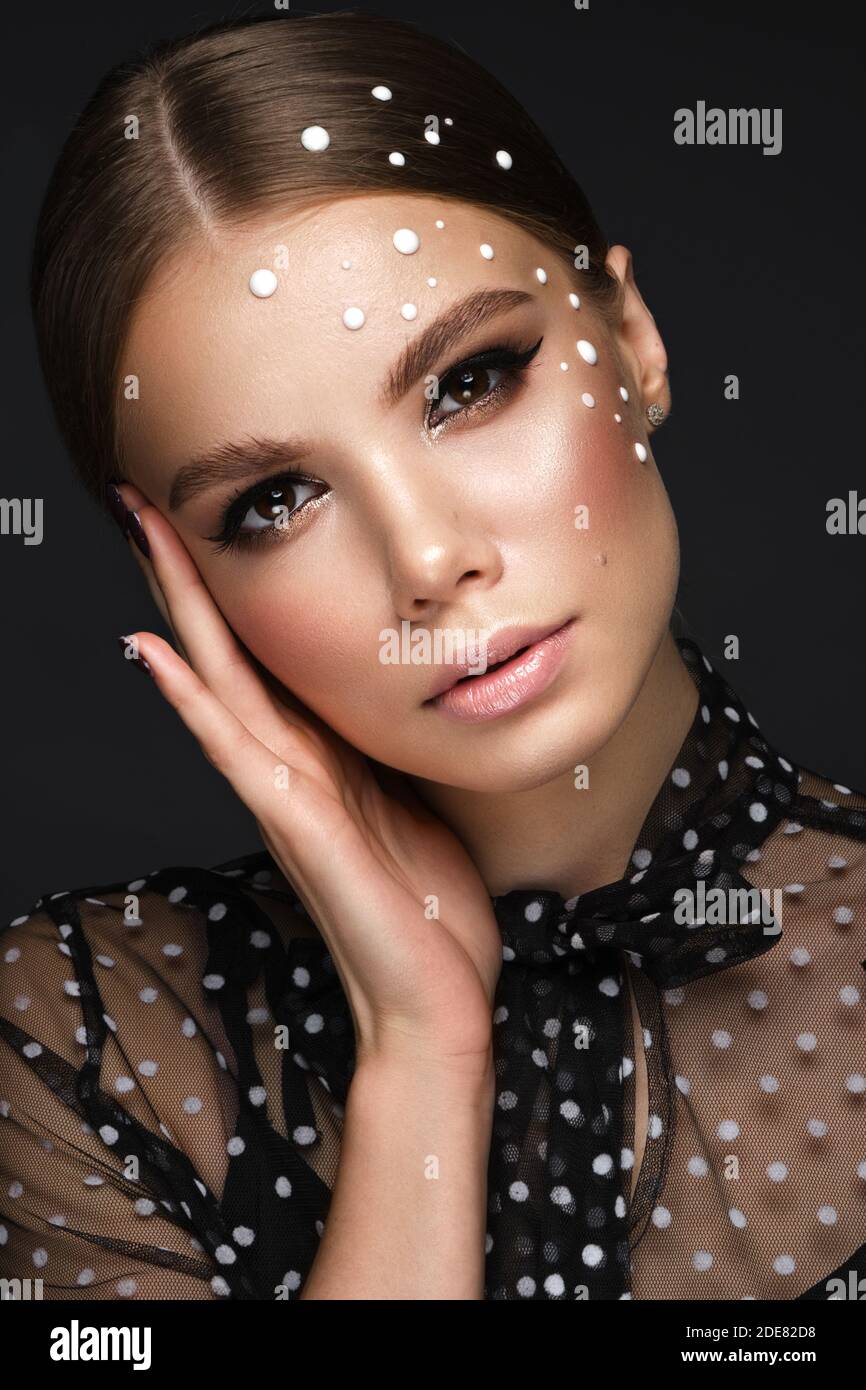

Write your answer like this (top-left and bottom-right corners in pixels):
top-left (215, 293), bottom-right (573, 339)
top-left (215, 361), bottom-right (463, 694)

top-left (2, 0), bottom-right (863, 920)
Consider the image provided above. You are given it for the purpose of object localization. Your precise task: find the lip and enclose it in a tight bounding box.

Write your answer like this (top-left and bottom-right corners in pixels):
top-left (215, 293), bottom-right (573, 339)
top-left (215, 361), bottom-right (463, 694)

top-left (424, 617), bottom-right (577, 723)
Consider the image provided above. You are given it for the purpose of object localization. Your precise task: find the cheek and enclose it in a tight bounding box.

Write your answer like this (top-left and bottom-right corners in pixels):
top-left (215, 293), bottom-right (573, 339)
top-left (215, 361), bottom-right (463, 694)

top-left (517, 391), bottom-right (658, 562)
top-left (209, 565), bottom-right (356, 698)
top-left (209, 557), bottom-right (395, 734)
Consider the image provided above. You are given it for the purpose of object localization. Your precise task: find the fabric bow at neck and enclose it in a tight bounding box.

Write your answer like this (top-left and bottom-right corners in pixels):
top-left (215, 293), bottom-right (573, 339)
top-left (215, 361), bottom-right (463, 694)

top-left (482, 638), bottom-right (801, 1300)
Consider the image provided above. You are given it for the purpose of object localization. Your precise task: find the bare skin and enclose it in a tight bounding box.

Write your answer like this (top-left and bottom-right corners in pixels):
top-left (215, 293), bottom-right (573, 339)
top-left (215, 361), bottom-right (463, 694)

top-left (111, 192), bottom-right (689, 1295)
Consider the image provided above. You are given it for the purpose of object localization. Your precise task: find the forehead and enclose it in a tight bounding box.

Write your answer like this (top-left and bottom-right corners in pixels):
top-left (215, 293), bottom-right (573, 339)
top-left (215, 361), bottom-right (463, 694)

top-left (119, 193), bottom-right (550, 494)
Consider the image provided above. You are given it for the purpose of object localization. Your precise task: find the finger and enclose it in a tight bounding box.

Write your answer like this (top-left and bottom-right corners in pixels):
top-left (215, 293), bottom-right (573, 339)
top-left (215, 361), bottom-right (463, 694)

top-left (114, 482), bottom-right (307, 747)
top-left (122, 629), bottom-right (313, 853)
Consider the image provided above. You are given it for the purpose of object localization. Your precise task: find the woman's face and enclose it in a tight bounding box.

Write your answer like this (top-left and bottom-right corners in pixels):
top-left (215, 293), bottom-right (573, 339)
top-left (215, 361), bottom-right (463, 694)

top-left (120, 192), bottom-right (678, 791)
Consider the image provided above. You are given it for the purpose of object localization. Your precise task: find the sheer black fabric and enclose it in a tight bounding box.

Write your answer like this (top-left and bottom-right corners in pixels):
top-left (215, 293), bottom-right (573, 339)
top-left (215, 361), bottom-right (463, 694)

top-left (1, 637), bottom-right (865, 1299)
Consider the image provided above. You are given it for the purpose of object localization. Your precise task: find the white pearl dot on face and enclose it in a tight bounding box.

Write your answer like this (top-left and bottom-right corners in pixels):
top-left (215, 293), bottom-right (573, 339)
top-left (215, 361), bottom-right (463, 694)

top-left (401, 303), bottom-right (418, 321)
top-left (635, 442), bottom-right (648, 462)
top-left (388, 151), bottom-right (406, 166)
top-left (341, 259), bottom-right (351, 270)
top-left (427, 277), bottom-right (437, 287)
top-left (619, 385), bottom-right (629, 401)
top-left (393, 227), bottom-right (420, 255)
top-left (495, 149), bottom-right (513, 169)
top-left (435, 219), bottom-right (445, 229)
top-left (576, 339), bottom-right (598, 365)
top-left (581, 392), bottom-right (595, 407)
top-left (560, 362), bottom-right (569, 371)
top-left (371, 85), bottom-right (392, 101)
top-left (480, 243), bottom-right (495, 260)
top-left (614, 412), bottom-right (622, 423)
top-left (536, 267), bottom-right (548, 284)
top-left (248, 269), bottom-right (277, 298)
top-left (342, 306), bottom-right (366, 330)
top-left (300, 125), bottom-right (330, 152)
top-left (569, 292), bottom-right (580, 309)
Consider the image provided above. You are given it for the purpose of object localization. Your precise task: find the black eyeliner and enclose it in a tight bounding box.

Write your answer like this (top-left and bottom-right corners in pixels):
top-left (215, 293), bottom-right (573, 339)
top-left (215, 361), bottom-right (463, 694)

top-left (207, 334), bottom-right (544, 554)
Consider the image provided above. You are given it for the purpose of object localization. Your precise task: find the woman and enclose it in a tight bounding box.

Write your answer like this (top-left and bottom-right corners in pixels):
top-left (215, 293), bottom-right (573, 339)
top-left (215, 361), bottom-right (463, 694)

top-left (2, 10), bottom-right (864, 1302)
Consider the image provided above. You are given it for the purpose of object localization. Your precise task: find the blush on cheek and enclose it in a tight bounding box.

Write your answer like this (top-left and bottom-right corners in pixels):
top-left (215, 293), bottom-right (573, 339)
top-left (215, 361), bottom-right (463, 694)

top-left (566, 413), bottom-right (647, 545)
top-left (216, 588), bottom-right (328, 688)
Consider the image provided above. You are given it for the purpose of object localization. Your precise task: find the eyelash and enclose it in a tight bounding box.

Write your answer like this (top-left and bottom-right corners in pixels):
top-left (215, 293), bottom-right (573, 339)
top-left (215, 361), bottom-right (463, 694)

top-left (205, 334), bottom-right (544, 554)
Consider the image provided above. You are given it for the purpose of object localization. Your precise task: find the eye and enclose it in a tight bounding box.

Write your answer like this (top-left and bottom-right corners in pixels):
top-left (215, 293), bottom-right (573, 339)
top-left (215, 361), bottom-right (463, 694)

top-left (206, 475), bottom-right (326, 554)
top-left (425, 337), bottom-right (543, 430)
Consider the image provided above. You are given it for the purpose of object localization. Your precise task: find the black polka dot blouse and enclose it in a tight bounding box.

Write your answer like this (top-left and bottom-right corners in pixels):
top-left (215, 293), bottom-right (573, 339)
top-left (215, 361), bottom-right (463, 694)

top-left (1, 638), bottom-right (865, 1299)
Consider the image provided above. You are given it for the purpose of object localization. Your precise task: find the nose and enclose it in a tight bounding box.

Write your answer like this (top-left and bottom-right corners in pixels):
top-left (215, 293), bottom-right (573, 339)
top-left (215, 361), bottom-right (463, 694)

top-left (384, 501), bottom-right (502, 619)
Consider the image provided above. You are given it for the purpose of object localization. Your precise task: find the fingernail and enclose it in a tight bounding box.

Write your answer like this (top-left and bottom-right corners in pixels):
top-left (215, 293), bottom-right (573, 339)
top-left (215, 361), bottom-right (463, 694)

top-left (106, 482), bottom-right (130, 539)
top-left (117, 634), bottom-right (154, 679)
top-left (126, 509), bottom-right (151, 560)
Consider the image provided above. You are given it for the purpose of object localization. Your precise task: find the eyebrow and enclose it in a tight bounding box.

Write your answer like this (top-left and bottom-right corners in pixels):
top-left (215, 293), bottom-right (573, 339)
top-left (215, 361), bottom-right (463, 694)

top-left (166, 286), bottom-right (535, 511)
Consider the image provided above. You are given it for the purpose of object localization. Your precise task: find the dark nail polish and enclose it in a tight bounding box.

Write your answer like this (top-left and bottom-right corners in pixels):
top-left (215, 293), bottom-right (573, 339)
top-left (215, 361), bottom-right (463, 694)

top-left (126, 509), bottom-right (151, 560)
top-left (106, 482), bottom-right (130, 538)
top-left (116, 634), bottom-right (154, 678)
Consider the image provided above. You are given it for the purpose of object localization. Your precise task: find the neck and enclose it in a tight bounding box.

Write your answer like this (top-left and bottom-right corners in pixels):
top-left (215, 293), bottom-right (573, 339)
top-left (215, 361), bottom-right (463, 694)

top-left (407, 629), bottom-right (699, 900)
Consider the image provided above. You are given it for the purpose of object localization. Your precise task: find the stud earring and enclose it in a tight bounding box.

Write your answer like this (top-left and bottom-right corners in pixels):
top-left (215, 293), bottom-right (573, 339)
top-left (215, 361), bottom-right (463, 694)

top-left (646, 403), bottom-right (666, 427)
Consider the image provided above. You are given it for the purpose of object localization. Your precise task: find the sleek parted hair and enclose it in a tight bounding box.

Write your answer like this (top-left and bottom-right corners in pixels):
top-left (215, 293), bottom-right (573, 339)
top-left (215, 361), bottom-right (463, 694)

top-left (30, 9), bottom-right (620, 513)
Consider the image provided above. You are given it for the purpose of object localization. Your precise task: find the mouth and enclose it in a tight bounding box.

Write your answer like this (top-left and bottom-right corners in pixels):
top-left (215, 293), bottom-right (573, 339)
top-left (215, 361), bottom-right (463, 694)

top-left (422, 617), bottom-right (577, 706)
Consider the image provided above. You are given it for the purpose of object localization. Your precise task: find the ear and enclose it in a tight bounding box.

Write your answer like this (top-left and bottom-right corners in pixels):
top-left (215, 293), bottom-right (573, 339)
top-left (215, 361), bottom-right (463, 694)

top-left (604, 244), bottom-right (671, 433)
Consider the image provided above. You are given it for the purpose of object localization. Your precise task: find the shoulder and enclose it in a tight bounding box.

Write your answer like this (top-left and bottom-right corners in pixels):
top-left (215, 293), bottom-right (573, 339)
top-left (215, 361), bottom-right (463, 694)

top-left (0, 850), bottom-right (323, 1038)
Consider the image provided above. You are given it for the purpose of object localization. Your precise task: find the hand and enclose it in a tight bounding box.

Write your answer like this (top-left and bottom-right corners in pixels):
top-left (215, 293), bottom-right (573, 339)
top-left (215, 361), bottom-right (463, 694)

top-left (112, 483), bottom-right (504, 1079)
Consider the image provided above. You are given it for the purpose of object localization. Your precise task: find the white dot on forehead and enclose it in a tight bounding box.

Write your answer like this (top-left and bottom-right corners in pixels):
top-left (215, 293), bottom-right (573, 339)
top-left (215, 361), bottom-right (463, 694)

top-left (480, 243), bottom-right (495, 260)
top-left (614, 412), bottom-right (622, 423)
top-left (569, 292), bottom-right (580, 309)
top-left (249, 269), bottom-right (278, 298)
top-left (371, 85), bottom-right (392, 101)
top-left (393, 227), bottom-right (420, 254)
top-left (342, 306), bottom-right (366, 330)
top-left (341, 260), bottom-right (351, 269)
top-left (435, 220), bottom-right (445, 229)
top-left (536, 267), bottom-right (548, 284)
top-left (427, 277), bottom-right (437, 287)
top-left (401, 303), bottom-right (418, 320)
top-left (634, 441), bottom-right (648, 462)
top-left (388, 152), bottom-right (406, 166)
top-left (581, 393), bottom-right (595, 408)
top-left (496, 149), bottom-right (513, 169)
top-left (619, 385), bottom-right (629, 401)
top-left (576, 339), bottom-right (598, 365)
top-left (300, 125), bottom-right (330, 152)
top-left (560, 362), bottom-right (569, 371)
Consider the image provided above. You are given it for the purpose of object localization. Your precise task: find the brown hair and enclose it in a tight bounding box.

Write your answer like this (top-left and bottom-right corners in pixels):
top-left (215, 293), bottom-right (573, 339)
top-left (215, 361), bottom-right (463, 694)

top-left (30, 8), bottom-right (620, 512)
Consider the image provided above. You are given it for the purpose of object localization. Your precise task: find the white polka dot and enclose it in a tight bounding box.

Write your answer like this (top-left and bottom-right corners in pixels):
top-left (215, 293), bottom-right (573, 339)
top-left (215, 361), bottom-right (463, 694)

top-left (249, 269), bottom-right (277, 298)
top-left (300, 125), bottom-right (330, 152)
top-left (576, 339), bottom-right (597, 365)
